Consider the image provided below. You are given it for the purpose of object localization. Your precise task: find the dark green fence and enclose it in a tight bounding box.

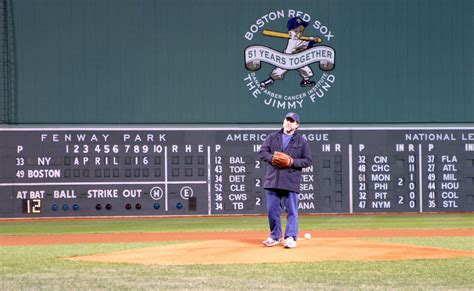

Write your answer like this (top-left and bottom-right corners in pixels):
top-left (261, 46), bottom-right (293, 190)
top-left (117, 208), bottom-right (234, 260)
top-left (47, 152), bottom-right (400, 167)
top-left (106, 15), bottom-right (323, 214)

top-left (0, 0), bottom-right (16, 124)
top-left (1, 0), bottom-right (472, 124)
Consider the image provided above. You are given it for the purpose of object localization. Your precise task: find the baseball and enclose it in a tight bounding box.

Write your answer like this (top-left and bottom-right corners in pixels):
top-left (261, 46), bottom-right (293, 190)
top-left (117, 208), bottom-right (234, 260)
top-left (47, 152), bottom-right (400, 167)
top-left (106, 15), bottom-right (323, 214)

top-left (304, 233), bottom-right (312, 240)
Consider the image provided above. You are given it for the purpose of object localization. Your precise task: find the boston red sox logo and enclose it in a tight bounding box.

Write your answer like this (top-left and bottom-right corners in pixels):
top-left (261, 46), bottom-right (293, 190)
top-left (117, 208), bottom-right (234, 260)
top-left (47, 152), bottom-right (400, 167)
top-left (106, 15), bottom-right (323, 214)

top-left (243, 9), bottom-right (336, 110)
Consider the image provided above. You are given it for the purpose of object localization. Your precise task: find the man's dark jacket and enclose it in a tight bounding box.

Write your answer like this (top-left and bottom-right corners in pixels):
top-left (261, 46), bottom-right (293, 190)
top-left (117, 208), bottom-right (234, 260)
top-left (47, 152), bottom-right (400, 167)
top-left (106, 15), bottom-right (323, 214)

top-left (259, 129), bottom-right (313, 192)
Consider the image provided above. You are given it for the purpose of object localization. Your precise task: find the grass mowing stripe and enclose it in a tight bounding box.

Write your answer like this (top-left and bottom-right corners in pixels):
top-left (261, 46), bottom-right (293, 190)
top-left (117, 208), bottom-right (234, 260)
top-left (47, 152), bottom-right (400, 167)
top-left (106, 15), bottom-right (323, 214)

top-left (1, 214), bottom-right (473, 235)
top-left (368, 236), bottom-right (474, 251)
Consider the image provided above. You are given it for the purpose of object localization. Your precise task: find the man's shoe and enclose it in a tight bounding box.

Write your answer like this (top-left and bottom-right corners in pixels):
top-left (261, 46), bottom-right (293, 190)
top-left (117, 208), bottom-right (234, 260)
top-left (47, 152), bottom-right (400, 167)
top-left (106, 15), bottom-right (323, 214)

top-left (263, 237), bottom-right (281, 247)
top-left (300, 79), bottom-right (316, 87)
top-left (260, 78), bottom-right (274, 89)
top-left (284, 237), bottom-right (297, 249)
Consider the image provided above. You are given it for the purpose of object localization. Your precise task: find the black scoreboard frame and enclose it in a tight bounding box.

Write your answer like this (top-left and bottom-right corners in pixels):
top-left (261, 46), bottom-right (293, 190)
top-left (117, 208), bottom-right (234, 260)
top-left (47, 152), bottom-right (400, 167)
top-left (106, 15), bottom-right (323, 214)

top-left (1, 126), bottom-right (473, 218)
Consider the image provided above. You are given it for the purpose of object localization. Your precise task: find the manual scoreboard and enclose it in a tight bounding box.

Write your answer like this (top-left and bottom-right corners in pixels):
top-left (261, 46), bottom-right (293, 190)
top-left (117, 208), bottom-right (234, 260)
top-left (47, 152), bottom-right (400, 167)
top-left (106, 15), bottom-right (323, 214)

top-left (0, 127), bottom-right (473, 218)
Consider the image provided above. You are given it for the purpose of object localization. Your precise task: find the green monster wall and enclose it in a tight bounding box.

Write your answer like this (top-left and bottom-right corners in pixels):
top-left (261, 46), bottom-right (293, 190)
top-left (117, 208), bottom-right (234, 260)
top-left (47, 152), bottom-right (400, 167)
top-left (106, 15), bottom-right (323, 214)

top-left (1, 0), bottom-right (472, 124)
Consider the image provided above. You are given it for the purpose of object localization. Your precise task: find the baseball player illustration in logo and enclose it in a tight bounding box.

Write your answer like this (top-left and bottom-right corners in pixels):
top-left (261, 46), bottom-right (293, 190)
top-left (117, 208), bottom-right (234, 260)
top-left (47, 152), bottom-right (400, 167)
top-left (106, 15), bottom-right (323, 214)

top-left (260, 17), bottom-right (322, 89)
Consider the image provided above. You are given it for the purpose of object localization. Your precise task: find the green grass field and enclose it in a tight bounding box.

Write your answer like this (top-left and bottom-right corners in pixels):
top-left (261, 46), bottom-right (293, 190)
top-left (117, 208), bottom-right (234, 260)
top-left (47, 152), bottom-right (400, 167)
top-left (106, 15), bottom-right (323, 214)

top-left (1, 214), bottom-right (473, 290)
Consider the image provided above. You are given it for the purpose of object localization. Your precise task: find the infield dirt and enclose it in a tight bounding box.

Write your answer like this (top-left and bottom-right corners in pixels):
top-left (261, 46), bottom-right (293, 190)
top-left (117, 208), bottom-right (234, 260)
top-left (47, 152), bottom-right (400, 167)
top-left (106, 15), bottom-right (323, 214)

top-left (69, 237), bottom-right (474, 265)
top-left (3, 229), bottom-right (470, 265)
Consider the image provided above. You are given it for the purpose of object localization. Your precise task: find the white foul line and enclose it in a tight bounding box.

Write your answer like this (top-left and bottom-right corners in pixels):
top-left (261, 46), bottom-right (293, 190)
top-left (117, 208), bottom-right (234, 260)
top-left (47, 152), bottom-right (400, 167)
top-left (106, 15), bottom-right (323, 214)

top-left (207, 146), bottom-right (211, 215)
top-left (165, 146), bottom-right (168, 212)
top-left (348, 144), bottom-right (353, 214)
top-left (418, 144), bottom-right (423, 213)
top-left (0, 181), bottom-right (207, 187)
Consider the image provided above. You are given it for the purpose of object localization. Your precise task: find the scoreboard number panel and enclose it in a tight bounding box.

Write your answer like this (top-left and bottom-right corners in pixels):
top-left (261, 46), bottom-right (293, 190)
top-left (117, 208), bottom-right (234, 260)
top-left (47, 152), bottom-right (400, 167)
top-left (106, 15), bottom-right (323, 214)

top-left (23, 199), bottom-right (41, 214)
top-left (353, 131), bottom-right (423, 212)
top-left (0, 128), bottom-right (472, 218)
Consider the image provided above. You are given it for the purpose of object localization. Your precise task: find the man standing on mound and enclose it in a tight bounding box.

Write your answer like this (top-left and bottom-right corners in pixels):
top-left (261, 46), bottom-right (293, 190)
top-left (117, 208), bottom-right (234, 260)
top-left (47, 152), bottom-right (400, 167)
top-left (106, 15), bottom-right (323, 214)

top-left (259, 112), bottom-right (313, 248)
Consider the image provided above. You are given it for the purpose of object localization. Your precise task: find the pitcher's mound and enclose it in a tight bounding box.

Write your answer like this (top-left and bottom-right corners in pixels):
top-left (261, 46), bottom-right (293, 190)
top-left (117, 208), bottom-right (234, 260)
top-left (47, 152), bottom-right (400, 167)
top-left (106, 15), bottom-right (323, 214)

top-left (70, 238), bottom-right (473, 265)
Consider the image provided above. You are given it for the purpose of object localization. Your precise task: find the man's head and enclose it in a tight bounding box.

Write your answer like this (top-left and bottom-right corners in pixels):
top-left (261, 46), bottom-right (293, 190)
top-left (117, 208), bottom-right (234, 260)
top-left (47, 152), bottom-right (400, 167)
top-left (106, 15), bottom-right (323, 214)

top-left (287, 17), bottom-right (309, 39)
top-left (283, 112), bottom-right (300, 134)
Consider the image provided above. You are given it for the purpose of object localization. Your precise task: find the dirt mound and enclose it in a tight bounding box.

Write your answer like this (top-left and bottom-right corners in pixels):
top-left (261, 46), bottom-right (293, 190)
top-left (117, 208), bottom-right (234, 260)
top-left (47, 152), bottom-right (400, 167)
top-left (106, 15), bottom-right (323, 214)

top-left (69, 237), bottom-right (474, 265)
